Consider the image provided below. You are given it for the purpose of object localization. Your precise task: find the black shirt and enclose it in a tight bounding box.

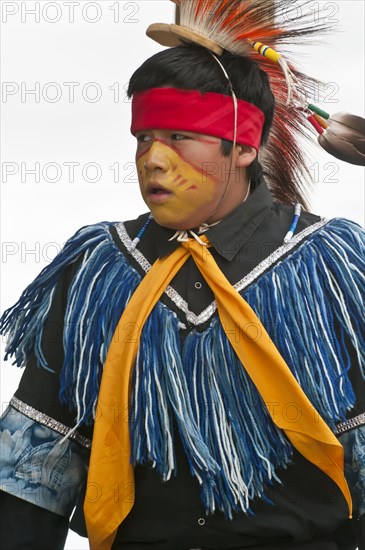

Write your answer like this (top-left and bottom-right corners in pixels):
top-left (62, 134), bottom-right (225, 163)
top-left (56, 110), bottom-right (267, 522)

top-left (3, 179), bottom-right (363, 550)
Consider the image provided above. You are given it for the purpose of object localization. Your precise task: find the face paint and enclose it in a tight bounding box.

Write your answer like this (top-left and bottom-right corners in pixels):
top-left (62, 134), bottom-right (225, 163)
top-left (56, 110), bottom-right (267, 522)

top-left (136, 139), bottom-right (222, 229)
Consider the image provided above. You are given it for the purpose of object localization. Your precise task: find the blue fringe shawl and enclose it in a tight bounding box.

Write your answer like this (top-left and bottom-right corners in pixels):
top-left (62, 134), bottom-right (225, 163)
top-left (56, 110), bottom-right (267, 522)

top-left (1, 218), bottom-right (364, 518)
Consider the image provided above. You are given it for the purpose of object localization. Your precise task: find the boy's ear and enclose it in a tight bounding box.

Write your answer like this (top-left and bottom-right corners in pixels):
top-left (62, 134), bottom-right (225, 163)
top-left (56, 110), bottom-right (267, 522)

top-left (235, 144), bottom-right (257, 168)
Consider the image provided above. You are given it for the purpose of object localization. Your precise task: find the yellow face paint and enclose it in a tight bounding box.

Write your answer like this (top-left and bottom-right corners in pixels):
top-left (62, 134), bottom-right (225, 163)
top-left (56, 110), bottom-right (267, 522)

top-left (136, 140), bottom-right (221, 229)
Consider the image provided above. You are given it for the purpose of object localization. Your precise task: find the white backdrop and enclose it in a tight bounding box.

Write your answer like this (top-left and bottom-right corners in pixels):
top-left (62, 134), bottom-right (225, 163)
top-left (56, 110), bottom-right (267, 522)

top-left (1, 1), bottom-right (364, 548)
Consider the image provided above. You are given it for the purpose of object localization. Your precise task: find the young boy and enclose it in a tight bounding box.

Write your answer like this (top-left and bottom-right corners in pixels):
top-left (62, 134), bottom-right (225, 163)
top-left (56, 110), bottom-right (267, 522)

top-left (1, 39), bottom-right (364, 550)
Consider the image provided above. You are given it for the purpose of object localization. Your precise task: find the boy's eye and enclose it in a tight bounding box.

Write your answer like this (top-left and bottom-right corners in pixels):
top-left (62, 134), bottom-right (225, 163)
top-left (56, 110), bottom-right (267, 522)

top-left (136, 135), bottom-right (152, 143)
top-left (136, 133), bottom-right (191, 143)
top-left (172, 134), bottom-right (190, 141)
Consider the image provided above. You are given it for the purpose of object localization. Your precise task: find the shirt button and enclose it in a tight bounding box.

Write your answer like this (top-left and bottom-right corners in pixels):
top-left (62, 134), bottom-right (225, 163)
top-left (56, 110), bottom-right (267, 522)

top-left (197, 517), bottom-right (205, 526)
top-left (194, 282), bottom-right (202, 290)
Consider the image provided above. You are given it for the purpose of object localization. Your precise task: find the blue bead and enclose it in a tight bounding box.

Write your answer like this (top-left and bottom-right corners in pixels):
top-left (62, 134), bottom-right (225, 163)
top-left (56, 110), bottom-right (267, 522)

top-left (283, 203), bottom-right (302, 243)
top-left (133, 215), bottom-right (153, 247)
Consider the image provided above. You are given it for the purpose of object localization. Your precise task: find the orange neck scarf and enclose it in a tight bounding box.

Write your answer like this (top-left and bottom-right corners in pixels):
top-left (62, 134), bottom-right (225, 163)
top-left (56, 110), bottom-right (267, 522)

top-left (84, 236), bottom-right (351, 550)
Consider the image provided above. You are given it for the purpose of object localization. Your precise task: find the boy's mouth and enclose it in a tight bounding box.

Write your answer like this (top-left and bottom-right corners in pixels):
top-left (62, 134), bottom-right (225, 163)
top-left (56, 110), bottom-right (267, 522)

top-left (146, 183), bottom-right (173, 203)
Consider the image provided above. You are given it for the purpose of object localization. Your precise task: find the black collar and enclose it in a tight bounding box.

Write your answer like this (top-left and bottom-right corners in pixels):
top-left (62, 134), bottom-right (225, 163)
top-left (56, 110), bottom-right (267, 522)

top-left (152, 179), bottom-right (273, 261)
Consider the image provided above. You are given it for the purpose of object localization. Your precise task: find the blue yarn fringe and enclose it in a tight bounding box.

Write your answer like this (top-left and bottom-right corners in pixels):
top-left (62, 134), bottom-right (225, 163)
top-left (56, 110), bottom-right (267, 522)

top-left (182, 319), bottom-right (292, 517)
top-left (130, 217), bottom-right (365, 518)
top-left (1, 217), bottom-right (364, 518)
top-left (241, 218), bottom-right (364, 430)
top-left (130, 306), bottom-right (219, 491)
top-left (0, 222), bottom-right (142, 426)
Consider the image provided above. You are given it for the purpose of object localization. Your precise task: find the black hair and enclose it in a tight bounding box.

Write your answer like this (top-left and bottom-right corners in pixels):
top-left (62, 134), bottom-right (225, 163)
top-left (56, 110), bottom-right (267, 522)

top-left (127, 45), bottom-right (275, 187)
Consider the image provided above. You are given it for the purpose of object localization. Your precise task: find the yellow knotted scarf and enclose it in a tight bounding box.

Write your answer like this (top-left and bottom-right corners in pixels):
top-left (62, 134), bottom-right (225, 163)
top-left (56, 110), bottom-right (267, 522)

top-left (84, 236), bottom-right (351, 549)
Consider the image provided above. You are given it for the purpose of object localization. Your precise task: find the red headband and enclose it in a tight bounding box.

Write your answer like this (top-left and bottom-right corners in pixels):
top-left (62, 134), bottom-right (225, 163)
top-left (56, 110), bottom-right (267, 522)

top-left (131, 88), bottom-right (265, 151)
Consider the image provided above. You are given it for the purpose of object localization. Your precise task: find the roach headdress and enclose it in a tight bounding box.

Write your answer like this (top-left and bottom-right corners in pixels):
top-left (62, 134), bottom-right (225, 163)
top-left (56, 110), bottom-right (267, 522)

top-left (146, 0), bottom-right (365, 208)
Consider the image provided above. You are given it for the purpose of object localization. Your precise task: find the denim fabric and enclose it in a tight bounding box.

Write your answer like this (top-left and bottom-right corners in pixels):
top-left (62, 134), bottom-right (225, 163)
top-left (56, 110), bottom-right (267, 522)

top-left (0, 406), bottom-right (88, 517)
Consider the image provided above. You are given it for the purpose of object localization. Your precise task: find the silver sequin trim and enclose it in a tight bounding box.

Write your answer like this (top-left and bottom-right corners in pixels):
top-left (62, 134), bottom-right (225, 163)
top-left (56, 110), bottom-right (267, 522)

top-left (115, 219), bottom-right (329, 326)
top-left (334, 412), bottom-right (365, 435)
top-left (10, 397), bottom-right (92, 449)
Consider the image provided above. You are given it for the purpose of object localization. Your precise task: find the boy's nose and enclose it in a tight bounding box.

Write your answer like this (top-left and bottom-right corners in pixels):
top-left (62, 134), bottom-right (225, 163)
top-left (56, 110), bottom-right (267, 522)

top-left (143, 141), bottom-right (171, 172)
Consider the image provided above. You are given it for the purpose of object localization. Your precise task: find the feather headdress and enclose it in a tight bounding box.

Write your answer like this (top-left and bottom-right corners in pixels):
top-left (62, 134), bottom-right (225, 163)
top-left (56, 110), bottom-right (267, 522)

top-left (146, 0), bottom-right (364, 208)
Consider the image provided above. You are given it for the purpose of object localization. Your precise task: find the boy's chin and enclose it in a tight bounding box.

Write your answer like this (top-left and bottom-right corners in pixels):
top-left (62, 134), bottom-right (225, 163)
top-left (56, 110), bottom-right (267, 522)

top-left (152, 215), bottom-right (207, 231)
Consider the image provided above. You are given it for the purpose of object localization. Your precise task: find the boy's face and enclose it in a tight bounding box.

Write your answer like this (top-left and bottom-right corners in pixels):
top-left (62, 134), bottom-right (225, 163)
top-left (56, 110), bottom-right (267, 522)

top-left (135, 129), bottom-right (246, 230)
